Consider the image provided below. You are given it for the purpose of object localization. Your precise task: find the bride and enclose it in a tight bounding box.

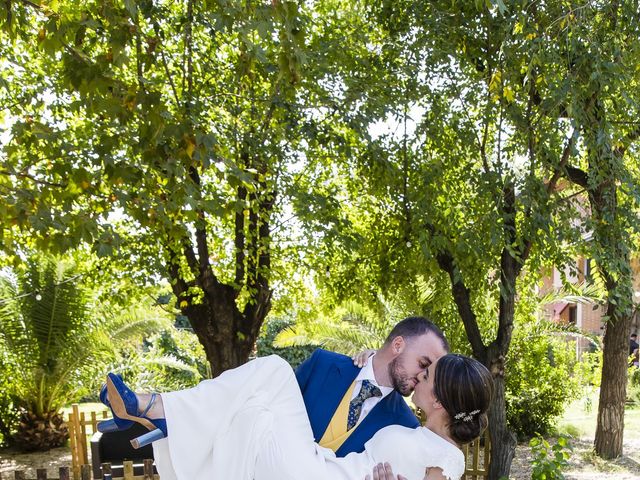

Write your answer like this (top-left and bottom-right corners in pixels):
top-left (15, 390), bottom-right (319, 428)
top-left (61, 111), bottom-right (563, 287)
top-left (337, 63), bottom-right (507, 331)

top-left (99, 353), bottom-right (493, 480)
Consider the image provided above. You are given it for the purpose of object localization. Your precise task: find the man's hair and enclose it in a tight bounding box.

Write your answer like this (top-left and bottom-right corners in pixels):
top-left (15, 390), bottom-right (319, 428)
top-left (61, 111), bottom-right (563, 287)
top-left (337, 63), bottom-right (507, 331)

top-left (632, 333), bottom-right (638, 339)
top-left (384, 316), bottom-right (450, 352)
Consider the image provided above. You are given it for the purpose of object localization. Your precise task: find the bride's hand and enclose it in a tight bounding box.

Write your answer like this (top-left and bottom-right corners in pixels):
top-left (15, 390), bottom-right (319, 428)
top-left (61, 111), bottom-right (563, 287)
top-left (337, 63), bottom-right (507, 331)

top-left (364, 462), bottom-right (407, 480)
top-left (352, 349), bottom-right (376, 368)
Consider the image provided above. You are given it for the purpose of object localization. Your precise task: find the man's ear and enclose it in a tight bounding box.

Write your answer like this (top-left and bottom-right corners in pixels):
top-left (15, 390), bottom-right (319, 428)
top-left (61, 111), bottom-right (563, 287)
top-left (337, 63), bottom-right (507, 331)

top-left (391, 336), bottom-right (406, 355)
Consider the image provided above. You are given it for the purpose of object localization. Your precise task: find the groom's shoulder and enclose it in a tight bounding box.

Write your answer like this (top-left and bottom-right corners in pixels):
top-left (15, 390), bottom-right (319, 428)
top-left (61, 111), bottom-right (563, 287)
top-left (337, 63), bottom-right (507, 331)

top-left (309, 348), bottom-right (352, 365)
top-left (300, 348), bottom-right (354, 373)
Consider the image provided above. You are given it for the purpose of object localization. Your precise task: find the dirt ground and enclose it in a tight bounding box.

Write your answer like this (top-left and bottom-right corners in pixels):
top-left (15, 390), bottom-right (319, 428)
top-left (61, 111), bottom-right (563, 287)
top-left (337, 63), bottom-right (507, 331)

top-left (0, 445), bottom-right (72, 478)
top-left (1, 438), bottom-right (639, 479)
top-left (509, 437), bottom-right (640, 480)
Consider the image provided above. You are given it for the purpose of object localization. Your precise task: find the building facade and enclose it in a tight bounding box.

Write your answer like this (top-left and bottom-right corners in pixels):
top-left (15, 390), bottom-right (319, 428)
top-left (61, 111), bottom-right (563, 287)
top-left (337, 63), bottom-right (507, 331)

top-left (540, 257), bottom-right (640, 358)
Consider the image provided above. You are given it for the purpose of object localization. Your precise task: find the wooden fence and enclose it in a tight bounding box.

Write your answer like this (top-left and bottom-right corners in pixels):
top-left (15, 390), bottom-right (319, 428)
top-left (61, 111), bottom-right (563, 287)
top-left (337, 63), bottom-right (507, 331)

top-left (0, 460), bottom-right (157, 480)
top-left (462, 429), bottom-right (490, 480)
top-left (66, 404), bottom-right (111, 480)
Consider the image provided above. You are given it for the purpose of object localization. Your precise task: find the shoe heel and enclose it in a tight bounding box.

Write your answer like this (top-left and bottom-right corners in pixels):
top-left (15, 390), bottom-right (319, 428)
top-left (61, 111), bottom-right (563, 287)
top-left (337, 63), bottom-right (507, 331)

top-left (130, 428), bottom-right (166, 449)
top-left (97, 419), bottom-right (119, 433)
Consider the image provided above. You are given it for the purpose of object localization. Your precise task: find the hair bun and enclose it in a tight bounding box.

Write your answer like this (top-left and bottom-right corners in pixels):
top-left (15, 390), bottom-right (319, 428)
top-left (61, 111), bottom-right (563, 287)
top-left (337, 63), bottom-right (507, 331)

top-left (450, 412), bottom-right (488, 444)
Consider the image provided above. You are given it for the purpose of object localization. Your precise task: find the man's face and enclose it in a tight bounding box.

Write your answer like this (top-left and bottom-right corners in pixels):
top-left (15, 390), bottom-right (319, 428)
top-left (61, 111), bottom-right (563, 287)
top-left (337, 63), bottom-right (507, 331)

top-left (388, 332), bottom-right (447, 396)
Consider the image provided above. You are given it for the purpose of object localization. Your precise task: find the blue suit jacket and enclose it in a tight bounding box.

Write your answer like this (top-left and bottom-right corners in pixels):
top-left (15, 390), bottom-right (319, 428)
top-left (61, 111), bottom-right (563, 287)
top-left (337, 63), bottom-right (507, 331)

top-left (295, 348), bottom-right (420, 457)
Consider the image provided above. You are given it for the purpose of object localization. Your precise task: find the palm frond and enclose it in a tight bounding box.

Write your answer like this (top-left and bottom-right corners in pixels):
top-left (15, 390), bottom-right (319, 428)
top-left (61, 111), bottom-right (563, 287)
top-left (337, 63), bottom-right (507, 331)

top-left (538, 282), bottom-right (605, 307)
top-left (0, 254), bottom-right (171, 417)
top-left (275, 297), bottom-right (402, 354)
top-left (139, 355), bottom-right (202, 377)
top-left (110, 316), bottom-right (169, 343)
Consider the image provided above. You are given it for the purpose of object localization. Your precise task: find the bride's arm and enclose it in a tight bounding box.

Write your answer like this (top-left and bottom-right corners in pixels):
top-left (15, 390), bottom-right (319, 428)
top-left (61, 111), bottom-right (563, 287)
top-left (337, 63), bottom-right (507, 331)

top-left (423, 467), bottom-right (447, 480)
top-left (352, 349), bottom-right (376, 368)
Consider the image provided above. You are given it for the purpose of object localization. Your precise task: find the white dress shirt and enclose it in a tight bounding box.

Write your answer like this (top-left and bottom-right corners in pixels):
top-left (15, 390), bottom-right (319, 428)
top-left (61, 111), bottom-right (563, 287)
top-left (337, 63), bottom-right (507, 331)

top-left (350, 354), bottom-right (394, 425)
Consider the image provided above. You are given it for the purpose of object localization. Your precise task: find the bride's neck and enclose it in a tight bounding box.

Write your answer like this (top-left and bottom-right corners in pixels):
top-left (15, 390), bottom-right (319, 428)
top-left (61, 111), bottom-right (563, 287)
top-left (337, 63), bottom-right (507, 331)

top-left (424, 416), bottom-right (457, 447)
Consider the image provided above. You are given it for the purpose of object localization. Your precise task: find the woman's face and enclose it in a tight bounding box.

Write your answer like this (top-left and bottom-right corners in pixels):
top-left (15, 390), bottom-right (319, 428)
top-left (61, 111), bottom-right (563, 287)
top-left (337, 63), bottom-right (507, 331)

top-left (411, 357), bottom-right (439, 413)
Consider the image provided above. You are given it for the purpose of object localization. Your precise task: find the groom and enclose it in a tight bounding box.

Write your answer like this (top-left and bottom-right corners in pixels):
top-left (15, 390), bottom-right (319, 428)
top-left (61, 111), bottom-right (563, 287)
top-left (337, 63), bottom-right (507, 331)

top-left (295, 316), bottom-right (449, 457)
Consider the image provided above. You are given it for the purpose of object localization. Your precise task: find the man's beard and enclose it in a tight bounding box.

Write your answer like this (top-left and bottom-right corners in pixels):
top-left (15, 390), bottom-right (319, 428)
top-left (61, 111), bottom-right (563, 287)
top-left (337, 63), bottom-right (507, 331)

top-left (388, 356), bottom-right (414, 396)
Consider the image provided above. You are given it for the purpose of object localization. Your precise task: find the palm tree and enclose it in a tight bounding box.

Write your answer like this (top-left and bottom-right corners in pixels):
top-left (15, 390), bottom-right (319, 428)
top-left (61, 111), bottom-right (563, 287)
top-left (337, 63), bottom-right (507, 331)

top-left (0, 255), bottom-right (112, 451)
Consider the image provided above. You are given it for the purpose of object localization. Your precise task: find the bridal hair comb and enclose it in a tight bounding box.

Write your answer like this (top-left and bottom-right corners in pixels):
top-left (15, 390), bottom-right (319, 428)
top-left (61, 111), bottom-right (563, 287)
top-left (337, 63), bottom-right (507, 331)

top-left (453, 409), bottom-right (480, 422)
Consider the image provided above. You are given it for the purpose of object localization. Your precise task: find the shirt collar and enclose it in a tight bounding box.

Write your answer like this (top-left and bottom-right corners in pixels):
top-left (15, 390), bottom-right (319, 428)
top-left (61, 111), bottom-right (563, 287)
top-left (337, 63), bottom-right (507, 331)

top-left (355, 353), bottom-right (394, 397)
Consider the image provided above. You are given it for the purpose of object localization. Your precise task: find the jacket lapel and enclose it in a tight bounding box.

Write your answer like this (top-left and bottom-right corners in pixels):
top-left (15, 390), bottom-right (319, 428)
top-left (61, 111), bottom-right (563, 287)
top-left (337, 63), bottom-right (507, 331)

top-left (354, 391), bottom-right (395, 431)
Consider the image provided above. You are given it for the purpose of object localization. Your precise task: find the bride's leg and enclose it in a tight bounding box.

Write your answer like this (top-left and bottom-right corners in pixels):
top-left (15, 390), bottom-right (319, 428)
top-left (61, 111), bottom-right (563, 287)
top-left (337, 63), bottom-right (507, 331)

top-left (154, 355), bottom-right (320, 480)
top-left (208, 396), bottom-right (331, 480)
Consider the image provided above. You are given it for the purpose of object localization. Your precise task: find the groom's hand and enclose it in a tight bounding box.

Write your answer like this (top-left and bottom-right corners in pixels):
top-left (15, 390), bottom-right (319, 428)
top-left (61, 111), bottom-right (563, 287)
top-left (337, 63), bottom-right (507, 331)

top-left (364, 462), bottom-right (407, 480)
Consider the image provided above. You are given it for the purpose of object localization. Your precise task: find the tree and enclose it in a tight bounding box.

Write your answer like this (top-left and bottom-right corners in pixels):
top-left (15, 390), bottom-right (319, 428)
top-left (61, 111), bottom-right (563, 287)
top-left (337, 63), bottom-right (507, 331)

top-left (292, 1), bottom-right (637, 476)
top-left (0, 250), bottom-right (172, 451)
top-left (559, 2), bottom-right (640, 458)
top-left (2, 0), bottom-right (308, 375)
top-left (0, 255), bottom-right (108, 450)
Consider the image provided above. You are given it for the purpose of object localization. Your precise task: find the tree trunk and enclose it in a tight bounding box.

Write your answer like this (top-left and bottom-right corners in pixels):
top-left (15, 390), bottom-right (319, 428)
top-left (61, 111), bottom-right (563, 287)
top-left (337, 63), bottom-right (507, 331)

top-left (582, 95), bottom-right (634, 458)
top-left (594, 302), bottom-right (632, 458)
top-left (486, 366), bottom-right (517, 480)
top-left (436, 228), bottom-right (521, 480)
top-left (171, 272), bottom-right (271, 377)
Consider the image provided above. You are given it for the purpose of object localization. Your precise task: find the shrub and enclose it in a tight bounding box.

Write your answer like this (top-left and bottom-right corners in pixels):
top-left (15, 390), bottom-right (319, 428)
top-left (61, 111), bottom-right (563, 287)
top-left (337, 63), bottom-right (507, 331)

top-left (108, 327), bottom-right (209, 393)
top-left (257, 317), bottom-right (318, 368)
top-left (505, 319), bottom-right (580, 439)
top-left (628, 367), bottom-right (640, 405)
top-left (530, 434), bottom-right (572, 480)
top-left (573, 350), bottom-right (602, 388)
top-left (0, 348), bottom-right (19, 447)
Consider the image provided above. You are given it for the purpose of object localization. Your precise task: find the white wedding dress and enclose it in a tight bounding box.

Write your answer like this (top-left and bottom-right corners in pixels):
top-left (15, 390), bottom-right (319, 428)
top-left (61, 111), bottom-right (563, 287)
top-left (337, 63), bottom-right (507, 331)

top-left (151, 355), bottom-right (464, 480)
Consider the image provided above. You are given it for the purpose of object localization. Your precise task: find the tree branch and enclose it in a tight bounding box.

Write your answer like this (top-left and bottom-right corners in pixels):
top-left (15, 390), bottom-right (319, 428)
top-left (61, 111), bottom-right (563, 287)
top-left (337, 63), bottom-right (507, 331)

top-left (234, 185), bottom-right (247, 287)
top-left (424, 223), bottom-right (487, 361)
top-left (166, 245), bottom-right (191, 298)
top-left (547, 128), bottom-right (579, 195)
top-left (565, 165), bottom-right (589, 189)
top-left (0, 169), bottom-right (67, 188)
top-left (183, 240), bottom-right (199, 276)
top-left (159, 49), bottom-right (180, 106)
top-left (184, 0), bottom-right (194, 99)
top-left (187, 167), bottom-right (213, 277)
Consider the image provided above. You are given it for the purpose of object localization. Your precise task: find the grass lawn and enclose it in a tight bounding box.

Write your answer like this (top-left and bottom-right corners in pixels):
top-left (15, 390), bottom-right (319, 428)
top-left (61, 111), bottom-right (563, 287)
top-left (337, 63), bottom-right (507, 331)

top-left (552, 388), bottom-right (640, 479)
top-left (557, 388), bottom-right (640, 441)
top-left (60, 402), bottom-right (108, 419)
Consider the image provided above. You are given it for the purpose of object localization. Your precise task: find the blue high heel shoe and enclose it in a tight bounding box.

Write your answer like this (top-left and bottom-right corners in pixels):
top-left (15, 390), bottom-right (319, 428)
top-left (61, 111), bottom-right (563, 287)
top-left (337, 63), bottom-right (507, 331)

top-left (104, 372), bottom-right (167, 448)
top-left (97, 375), bottom-right (131, 433)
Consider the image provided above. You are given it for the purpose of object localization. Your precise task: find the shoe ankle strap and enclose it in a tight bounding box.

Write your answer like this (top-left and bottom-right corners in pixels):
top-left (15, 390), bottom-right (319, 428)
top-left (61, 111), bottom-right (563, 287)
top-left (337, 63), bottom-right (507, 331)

top-left (140, 392), bottom-right (157, 418)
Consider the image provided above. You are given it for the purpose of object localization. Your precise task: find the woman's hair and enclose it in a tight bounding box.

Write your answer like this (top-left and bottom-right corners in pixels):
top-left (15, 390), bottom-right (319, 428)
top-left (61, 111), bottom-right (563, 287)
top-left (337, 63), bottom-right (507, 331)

top-left (433, 354), bottom-right (494, 445)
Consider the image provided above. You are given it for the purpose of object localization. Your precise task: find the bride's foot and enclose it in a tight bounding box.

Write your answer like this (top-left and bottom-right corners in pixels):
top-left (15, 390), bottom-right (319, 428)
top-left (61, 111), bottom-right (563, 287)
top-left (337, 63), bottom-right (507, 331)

top-left (136, 393), bottom-right (165, 419)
